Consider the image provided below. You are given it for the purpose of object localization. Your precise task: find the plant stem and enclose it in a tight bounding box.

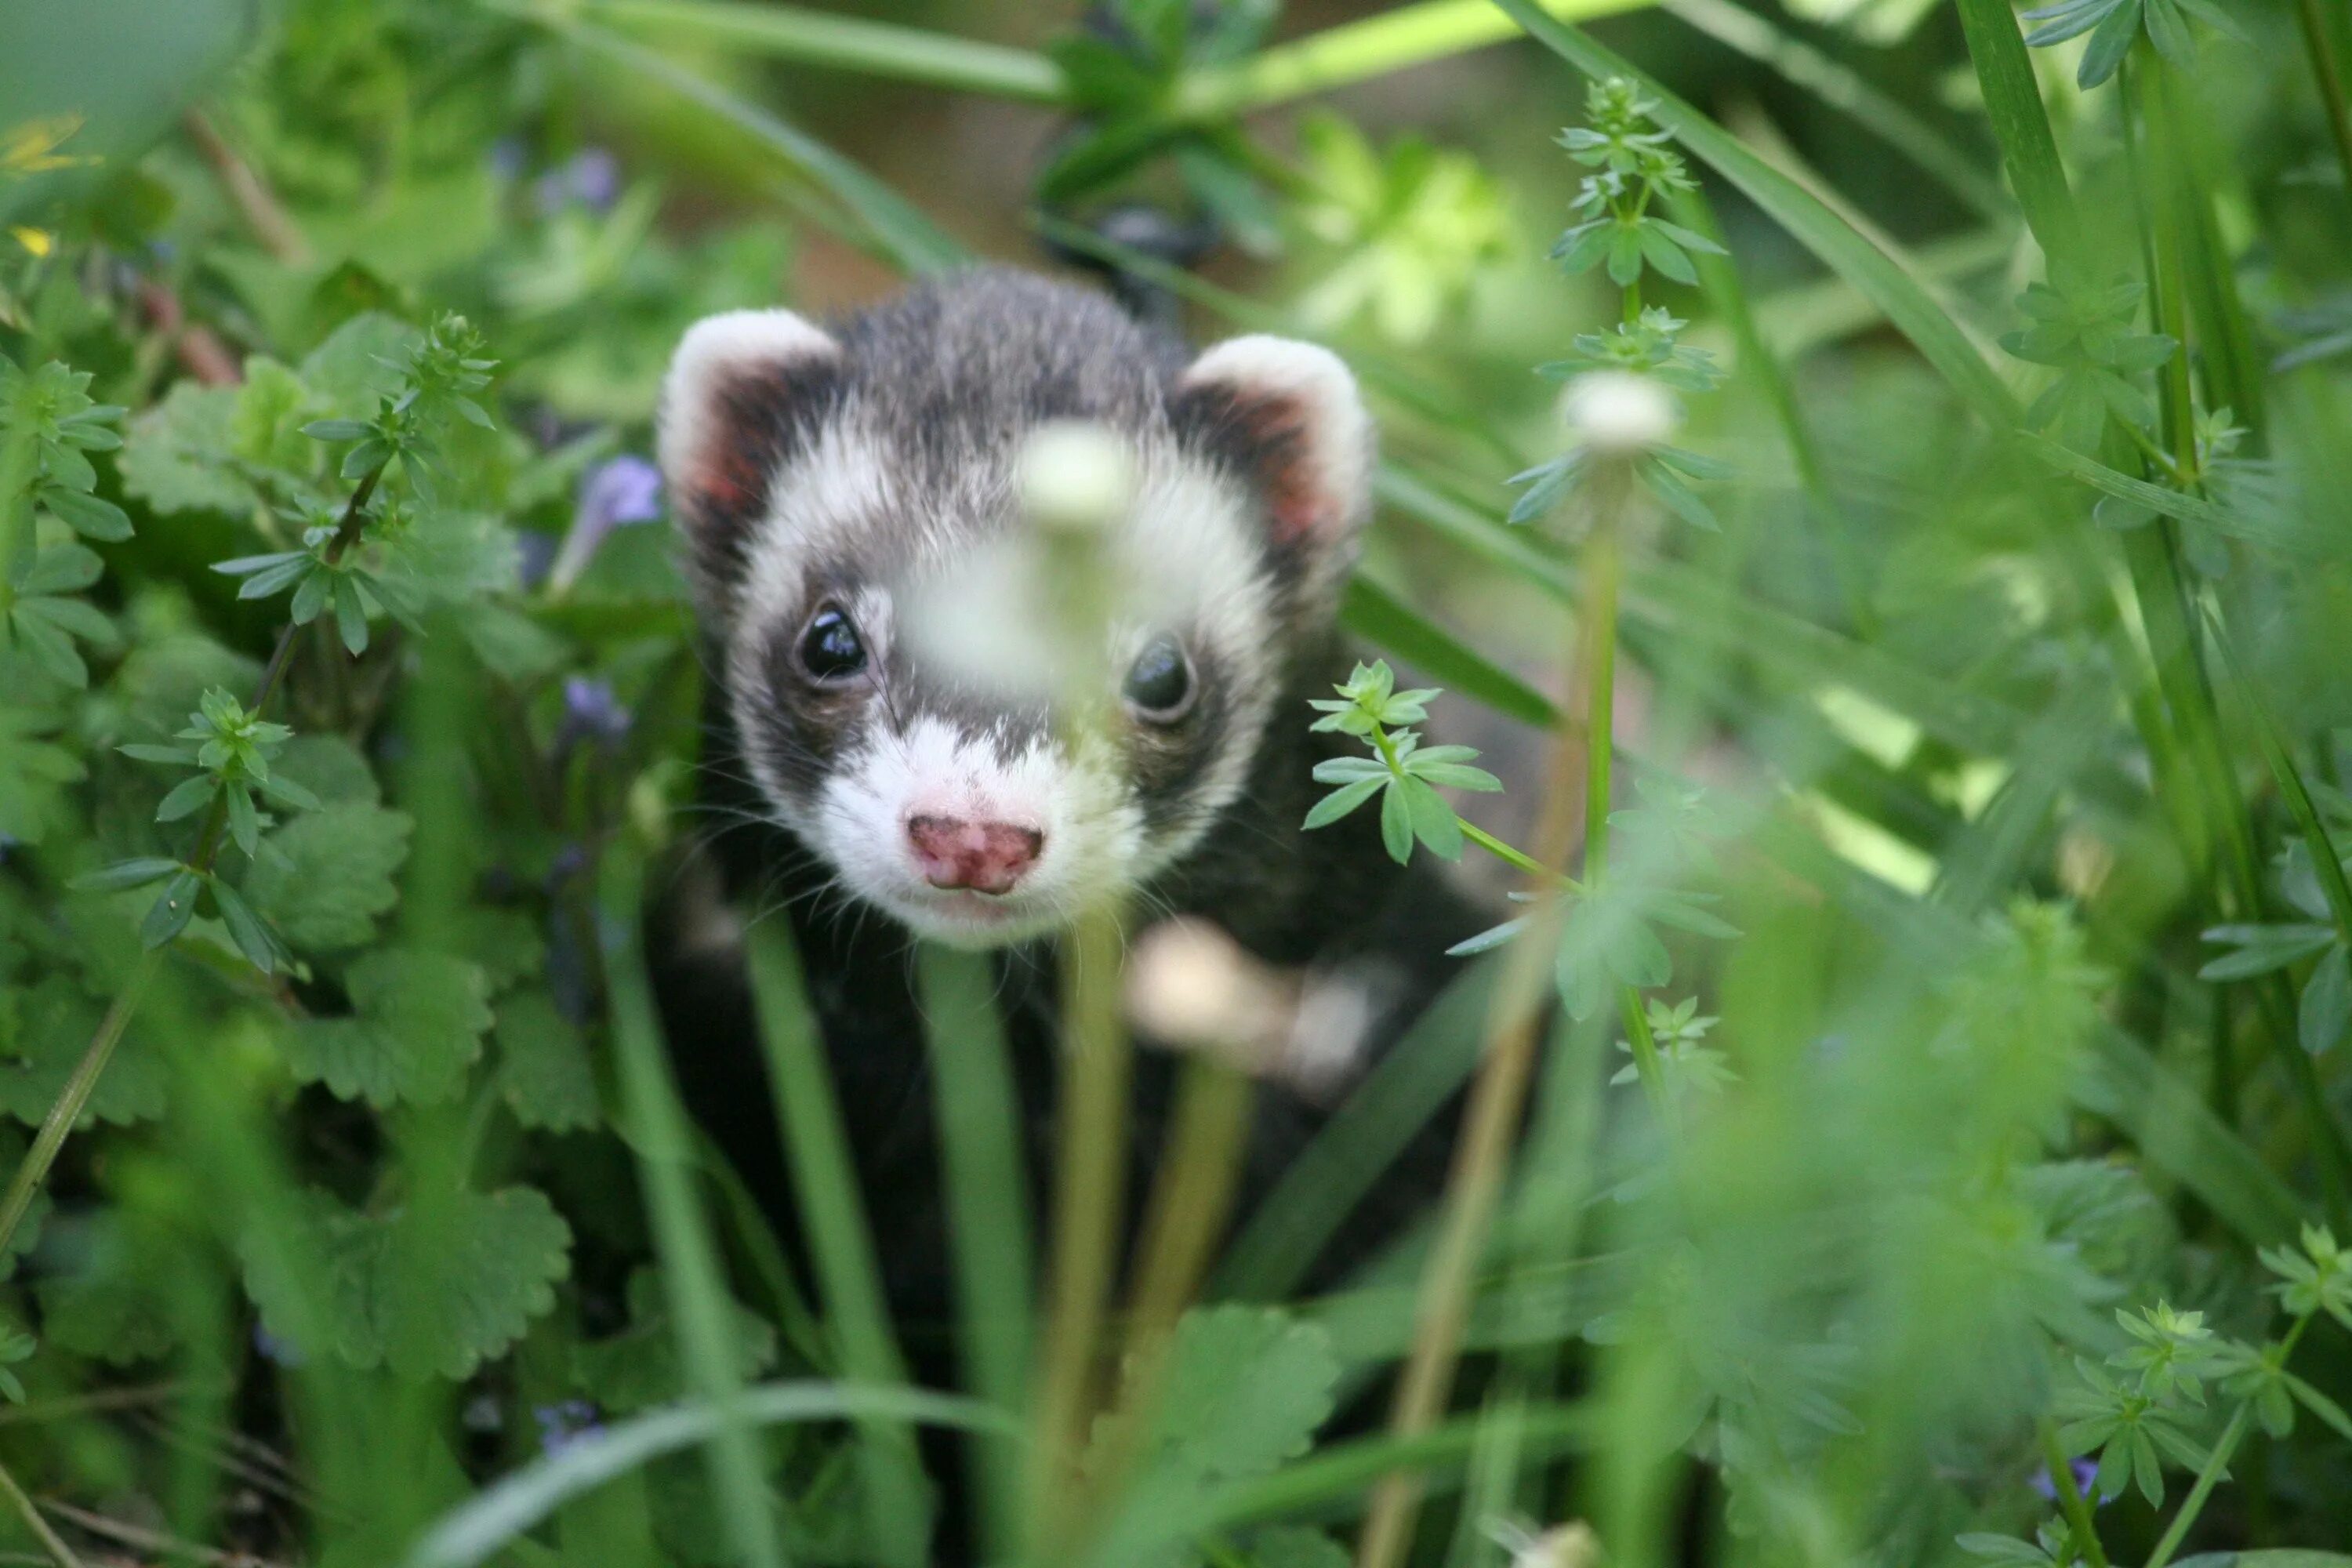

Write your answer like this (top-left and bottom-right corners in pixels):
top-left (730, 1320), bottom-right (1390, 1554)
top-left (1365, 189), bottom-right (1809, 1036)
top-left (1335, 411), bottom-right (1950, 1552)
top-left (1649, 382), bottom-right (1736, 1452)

top-left (1354, 472), bottom-right (1632, 1568)
top-left (2144, 1315), bottom-right (2314, 1568)
top-left (0, 1458), bottom-right (85, 1568)
top-left (1178, 0), bottom-right (1651, 118)
top-left (1460, 820), bottom-right (1554, 882)
top-left (2040, 1420), bottom-right (2112, 1568)
top-left (2293, 0), bottom-right (2352, 198)
top-left (565, 0), bottom-right (1067, 102)
top-left (0, 955), bottom-right (155, 1262)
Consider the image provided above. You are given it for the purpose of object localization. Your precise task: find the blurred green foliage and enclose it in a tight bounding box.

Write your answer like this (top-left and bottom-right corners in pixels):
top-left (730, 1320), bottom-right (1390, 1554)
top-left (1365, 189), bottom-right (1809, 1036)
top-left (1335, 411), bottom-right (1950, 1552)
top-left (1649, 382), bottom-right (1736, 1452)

top-left (4, 0), bottom-right (2352, 1566)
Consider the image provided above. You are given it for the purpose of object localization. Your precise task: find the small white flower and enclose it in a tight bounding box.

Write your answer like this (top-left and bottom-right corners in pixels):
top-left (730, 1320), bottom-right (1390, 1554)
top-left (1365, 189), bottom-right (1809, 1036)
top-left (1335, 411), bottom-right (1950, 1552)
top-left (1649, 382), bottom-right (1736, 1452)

top-left (1018, 419), bottom-right (1134, 533)
top-left (1559, 370), bottom-right (1677, 455)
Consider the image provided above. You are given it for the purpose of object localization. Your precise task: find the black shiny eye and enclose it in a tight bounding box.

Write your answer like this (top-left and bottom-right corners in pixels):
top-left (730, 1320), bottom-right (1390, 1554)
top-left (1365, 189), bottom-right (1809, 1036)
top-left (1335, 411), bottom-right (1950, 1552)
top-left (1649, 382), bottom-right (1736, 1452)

top-left (1122, 635), bottom-right (1195, 721)
top-left (797, 605), bottom-right (868, 682)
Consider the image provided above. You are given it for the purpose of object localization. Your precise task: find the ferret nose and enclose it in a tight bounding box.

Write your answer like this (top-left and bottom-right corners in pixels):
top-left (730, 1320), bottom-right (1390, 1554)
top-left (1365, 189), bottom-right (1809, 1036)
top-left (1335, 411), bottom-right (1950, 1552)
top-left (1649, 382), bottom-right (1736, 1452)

top-left (907, 815), bottom-right (1044, 895)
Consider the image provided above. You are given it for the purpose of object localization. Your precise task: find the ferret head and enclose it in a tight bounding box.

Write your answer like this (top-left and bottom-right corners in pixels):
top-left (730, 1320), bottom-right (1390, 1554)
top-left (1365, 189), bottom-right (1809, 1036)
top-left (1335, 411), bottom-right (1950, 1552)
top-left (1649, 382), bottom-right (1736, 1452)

top-left (659, 271), bottom-right (1374, 949)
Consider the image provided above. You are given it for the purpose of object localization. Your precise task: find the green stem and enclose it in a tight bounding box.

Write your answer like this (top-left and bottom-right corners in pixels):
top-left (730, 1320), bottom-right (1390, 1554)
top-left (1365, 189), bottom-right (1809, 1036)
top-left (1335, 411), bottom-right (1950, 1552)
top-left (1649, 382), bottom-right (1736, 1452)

top-left (1581, 517), bottom-right (1622, 880)
top-left (1177, 0), bottom-right (1652, 118)
top-left (1461, 820), bottom-right (1554, 883)
top-left (563, 0), bottom-right (1067, 101)
top-left (2293, 0), bottom-right (2352, 199)
top-left (2205, 611), bottom-right (2352, 947)
top-left (0, 1455), bottom-right (85, 1568)
top-left (2145, 1316), bottom-right (2315, 1568)
top-left (2041, 1420), bottom-right (2112, 1568)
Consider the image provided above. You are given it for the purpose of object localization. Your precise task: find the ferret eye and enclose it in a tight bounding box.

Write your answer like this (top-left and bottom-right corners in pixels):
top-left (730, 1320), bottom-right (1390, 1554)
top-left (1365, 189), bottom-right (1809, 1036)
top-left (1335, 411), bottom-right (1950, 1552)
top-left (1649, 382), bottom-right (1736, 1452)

top-left (798, 605), bottom-right (868, 683)
top-left (1122, 635), bottom-right (1195, 722)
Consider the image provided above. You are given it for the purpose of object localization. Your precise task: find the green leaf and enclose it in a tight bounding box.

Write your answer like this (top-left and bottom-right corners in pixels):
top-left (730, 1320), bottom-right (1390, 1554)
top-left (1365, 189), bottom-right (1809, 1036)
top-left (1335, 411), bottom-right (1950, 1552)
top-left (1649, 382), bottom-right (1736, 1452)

top-left (282, 949), bottom-right (492, 1106)
top-left (118, 381), bottom-right (252, 516)
top-left (154, 773), bottom-right (218, 823)
top-left (241, 1183), bottom-right (572, 1381)
top-left (1303, 776), bottom-right (1385, 831)
top-left (2303, 946), bottom-right (2352, 1054)
top-left (1118, 1306), bottom-right (1341, 1486)
top-left (1399, 775), bottom-right (1464, 860)
top-left (41, 485), bottom-right (132, 541)
top-left (33, 1218), bottom-right (186, 1364)
top-left (496, 989), bottom-right (602, 1133)
top-left (70, 857), bottom-right (181, 892)
top-left (2198, 924), bottom-right (2335, 980)
top-left (1377, 775), bottom-right (1414, 865)
top-left (142, 870), bottom-right (203, 948)
top-left (574, 1268), bottom-right (776, 1415)
top-left (15, 543), bottom-right (101, 594)
top-left (208, 874), bottom-right (289, 975)
top-left (245, 803), bottom-right (412, 953)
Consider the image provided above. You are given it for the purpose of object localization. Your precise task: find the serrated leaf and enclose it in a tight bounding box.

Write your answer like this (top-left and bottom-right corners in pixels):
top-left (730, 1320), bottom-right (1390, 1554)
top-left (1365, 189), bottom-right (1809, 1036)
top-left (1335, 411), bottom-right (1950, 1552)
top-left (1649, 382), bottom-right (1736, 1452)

top-left (245, 803), bottom-right (411, 953)
top-left (495, 989), bottom-right (601, 1132)
top-left (241, 1183), bottom-right (571, 1380)
top-left (572, 1268), bottom-right (775, 1414)
top-left (1125, 1306), bottom-right (1340, 1486)
top-left (118, 381), bottom-right (252, 515)
top-left (282, 949), bottom-right (490, 1105)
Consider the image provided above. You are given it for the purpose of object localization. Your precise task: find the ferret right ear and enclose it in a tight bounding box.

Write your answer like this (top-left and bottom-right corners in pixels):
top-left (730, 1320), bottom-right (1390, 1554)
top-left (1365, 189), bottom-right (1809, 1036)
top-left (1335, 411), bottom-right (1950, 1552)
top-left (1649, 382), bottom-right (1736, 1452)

top-left (658, 309), bottom-right (844, 593)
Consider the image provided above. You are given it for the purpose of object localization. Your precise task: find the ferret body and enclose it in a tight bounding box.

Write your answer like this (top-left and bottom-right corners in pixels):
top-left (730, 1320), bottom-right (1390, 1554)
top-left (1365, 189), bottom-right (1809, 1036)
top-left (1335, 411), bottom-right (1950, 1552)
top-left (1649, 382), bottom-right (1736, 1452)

top-left (648, 270), bottom-right (1495, 1536)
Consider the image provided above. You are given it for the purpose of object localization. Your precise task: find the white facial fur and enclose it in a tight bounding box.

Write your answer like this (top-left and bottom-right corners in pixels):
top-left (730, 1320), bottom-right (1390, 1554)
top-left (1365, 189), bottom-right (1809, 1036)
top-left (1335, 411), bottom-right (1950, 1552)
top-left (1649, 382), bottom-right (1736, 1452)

top-left (660, 294), bottom-right (1373, 950)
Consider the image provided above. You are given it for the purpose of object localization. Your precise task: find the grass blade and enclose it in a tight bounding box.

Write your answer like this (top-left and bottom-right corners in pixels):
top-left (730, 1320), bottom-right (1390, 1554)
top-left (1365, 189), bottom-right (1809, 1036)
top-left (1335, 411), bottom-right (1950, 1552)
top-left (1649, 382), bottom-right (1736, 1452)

top-left (914, 944), bottom-right (1037, 1563)
top-left (744, 921), bottom-right (932, 1566)
top-left (573, 0), bottom-right (1065, 101)
top-left (596, 852), bottom-right (792, 1568)
top-left (407, 1382), bottom-right (1017, 1568)
top-left (514, 6), bottom-right (967, 274)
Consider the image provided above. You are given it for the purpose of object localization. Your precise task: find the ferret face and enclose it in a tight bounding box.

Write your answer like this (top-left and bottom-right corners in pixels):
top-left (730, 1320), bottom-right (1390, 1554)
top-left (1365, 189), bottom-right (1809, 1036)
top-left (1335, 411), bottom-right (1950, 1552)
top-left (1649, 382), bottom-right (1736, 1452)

top-left (659, 272), bottom-right (1373, 949)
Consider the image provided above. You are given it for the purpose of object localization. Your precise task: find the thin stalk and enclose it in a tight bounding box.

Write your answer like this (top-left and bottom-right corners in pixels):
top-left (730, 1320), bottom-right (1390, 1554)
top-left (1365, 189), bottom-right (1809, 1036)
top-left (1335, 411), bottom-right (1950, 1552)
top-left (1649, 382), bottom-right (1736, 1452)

top-left (2143, 1404), bottom-right (2249, 1568)
top-left (0, 455), bottom-right (390, 1265)
top-left (1353, 476), bottom-right (1632, 1568)
top-left (2040, 1421), bottom-right (2112, 1568)
top-left (2144, 1314), bottom-right (2314, 1568)
top-left (1029, 904), bottom-right (1131, 1554)
top-left (1177, 0), bottom-right (1652, 118)
top-left (1461, 821), bottom-right (1555, 882)
top-left (0, 958), bottom-right (156, 1261)
top-left (568, 0), bottom-right (1067, 102)
top-left (2205, 610), bottom-right (2352, 946)
top-left (2293, 0), bottom-right (2352, 198)
top-left (0, 1458), bottom-right (86, 1568)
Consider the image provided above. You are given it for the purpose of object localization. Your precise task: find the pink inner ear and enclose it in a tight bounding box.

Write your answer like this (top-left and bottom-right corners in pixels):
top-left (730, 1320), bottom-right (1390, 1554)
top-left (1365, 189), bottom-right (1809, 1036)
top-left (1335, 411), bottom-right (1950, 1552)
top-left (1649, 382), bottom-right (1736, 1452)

top-left (684, 367), bottom-right (792, 524)
top-left (1233, 391), bottom-right (1330, 547)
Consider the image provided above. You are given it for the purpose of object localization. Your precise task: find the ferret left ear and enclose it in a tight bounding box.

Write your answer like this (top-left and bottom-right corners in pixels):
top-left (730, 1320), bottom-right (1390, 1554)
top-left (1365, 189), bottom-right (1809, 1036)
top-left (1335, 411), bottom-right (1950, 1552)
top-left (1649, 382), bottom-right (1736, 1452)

top-left (658, 308), bottom-right (844, 599)
top-left (1174, 336), bottom-right (1374, 583)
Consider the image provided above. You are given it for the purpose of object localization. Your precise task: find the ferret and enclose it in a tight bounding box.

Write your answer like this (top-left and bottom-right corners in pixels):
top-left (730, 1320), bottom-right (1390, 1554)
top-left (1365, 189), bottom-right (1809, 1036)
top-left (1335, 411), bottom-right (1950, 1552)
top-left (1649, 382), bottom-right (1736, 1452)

top-left (648, 268), bottom-right (1495, 1544)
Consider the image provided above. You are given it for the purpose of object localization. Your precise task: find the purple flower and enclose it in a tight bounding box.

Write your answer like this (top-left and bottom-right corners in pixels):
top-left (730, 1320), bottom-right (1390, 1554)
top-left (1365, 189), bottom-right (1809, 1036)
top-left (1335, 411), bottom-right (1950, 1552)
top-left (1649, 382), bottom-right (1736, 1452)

top-left (535, 147), bottom-right (622, 215)
top-left (546, 455), bottom-right (663, 593)
top-left (557, 677), bottom-right (632, 753)
top-left (2031, 1457), bottom-right (2103, 1507)
top-left (534, 1399), bottom-right (605, 1457)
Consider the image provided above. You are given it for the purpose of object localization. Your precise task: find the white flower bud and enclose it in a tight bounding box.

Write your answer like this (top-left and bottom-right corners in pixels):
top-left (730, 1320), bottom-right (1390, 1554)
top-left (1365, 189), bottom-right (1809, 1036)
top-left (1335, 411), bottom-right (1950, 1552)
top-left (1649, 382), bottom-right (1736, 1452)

top-left (1559, 371), bottom-right (1677, 455)
top-left (1018, 419), bottom-right (1134, 534)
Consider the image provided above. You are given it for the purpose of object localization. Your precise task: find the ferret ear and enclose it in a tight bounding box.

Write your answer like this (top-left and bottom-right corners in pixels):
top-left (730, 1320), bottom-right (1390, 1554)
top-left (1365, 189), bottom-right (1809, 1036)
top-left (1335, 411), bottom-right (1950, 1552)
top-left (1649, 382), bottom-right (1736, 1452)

top-left (1172, 335), bottom-right (1374, 584)
top-left (658, 308), bottom-right (844, 594)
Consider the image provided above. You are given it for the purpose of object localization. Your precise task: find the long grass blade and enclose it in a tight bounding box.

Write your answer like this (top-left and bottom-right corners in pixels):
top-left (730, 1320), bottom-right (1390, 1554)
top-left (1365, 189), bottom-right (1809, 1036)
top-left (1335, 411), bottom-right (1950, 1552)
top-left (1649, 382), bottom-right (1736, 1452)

top-left (597, 852), bottom-right (793, 1568)
top-left (406, 1383), bottom-right (1017, 1568)
top-left (572, 0), bottom-right (1066, 102)
top-left (914, 944), bottom-right (1037, 1563)
top-left (744, 921), bottom-right (932, 1566)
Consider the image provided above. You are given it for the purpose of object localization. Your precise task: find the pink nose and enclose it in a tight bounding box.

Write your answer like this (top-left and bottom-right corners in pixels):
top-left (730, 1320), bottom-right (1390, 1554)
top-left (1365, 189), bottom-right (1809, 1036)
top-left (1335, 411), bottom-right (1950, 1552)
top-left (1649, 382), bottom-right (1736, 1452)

top-left (906, 815), bottom-right (1044, 895)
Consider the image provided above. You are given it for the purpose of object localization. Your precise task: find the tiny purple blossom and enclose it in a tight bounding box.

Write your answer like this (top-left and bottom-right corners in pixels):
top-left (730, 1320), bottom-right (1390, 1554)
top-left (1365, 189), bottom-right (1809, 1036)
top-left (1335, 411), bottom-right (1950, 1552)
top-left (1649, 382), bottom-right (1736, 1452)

top-left (534, 1399), bottom-right (605, 1457)
top-left (2031, 1458), bottom-right (2103, 1507)
top-left (546, 455), bottom-right (662, 593)
top-left (557, 677), bottom-right (632, 753)
top-left (535, 147), bottom-right (622, 215)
